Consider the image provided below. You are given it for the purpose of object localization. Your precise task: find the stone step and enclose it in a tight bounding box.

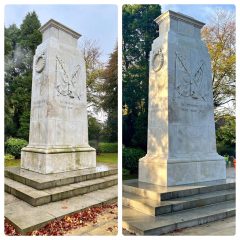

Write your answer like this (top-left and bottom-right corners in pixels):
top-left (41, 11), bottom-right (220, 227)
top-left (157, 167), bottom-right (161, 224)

top-left (123, 189), bottom-right (235, 216)
top-left (5, 163), bottom-right (117, 190)
top-left (5, 185), bottom-right (117, 234)
top-left (123, 200), bottom-right (235, 235)
top-left (123, 179), bottom-right (235, 201)
top-left (5, 174), bottom-right (117, 206)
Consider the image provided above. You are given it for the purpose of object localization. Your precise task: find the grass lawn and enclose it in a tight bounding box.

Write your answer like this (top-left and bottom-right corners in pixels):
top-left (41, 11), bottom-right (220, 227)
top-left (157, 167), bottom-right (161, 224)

top-left (5, 158), bottom-right (20, 167)
top-left (96, 153), bottom-right (117, 164)
top-left (5, 153), bottom-right (118, 168)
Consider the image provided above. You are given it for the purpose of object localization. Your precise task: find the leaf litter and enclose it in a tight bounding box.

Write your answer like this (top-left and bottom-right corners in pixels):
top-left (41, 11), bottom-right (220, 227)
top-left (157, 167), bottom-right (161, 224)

top-left (5, 203), bottom-right (117, 236)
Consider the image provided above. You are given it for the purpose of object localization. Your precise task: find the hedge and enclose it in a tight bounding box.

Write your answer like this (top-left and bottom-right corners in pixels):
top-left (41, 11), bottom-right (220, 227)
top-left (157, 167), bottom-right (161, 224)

top-left (5, 137), bottom-right (28, 158)
top-left (217, 143), bottom-right (235, 157)
top-left (122, 168), bottom-right (130, 176)
top-left (98, 142), bottom-right (118, 153)
top-left (122, 147), bottom-right (146, 174)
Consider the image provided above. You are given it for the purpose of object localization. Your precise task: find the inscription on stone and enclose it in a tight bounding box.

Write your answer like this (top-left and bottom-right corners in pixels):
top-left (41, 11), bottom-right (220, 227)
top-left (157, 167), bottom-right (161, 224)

top-left (32, 99), bottom-right (47, 109)
top-left (59, 100), bottom-right (75, 110)
top-left (178, 102), bottom-right (205, 113)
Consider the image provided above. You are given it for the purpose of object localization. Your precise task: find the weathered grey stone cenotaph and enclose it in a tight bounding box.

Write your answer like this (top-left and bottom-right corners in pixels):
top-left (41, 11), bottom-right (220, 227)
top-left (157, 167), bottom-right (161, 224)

top-left (21, 19), bottom-right (96, 174)
top-left (139, 11), bottom-right (226, 186)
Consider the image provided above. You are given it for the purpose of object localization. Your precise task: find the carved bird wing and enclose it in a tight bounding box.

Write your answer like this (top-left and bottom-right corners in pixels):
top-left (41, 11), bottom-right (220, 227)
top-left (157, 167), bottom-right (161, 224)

top-left (71, 65), bottom-right (81, 85)
top-left (191, 60), bottom-right (205, 100)
top-left (56, 56), bottom-right (69, 83)
top-left (193, 61), bottom-right (204, 86)
top-left (56, 56), bottom-right (70, 96)
top-left (70, 65), bottom-right (81, 100)
top-left (175, 52), bottom-right (192, 97)
top-left (175, 52), bottom-right (191, 76)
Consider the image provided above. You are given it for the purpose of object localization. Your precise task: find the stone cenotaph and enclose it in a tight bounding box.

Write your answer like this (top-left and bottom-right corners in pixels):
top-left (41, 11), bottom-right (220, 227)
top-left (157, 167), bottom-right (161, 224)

top-left (21, 19), bottom-right (96, 174)
top-left (5, 19), bottom-right (117, 234)
top-left (139, 11), bottom-right (226, 186)
top-left (123, 11), bottom-right (234, 236)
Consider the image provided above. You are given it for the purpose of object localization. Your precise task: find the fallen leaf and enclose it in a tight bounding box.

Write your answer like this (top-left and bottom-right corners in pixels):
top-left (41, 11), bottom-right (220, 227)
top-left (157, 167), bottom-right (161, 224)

top-left (106, 227), bottom-right (113, 232)
top-left (4, 202), bottom-right (118, 236)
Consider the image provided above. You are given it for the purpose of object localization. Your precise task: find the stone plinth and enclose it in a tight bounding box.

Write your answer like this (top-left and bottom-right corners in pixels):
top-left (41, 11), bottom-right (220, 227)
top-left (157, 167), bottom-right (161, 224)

top-left (5, 162), bottom-right (117, 233)
top-left (139, 11), bottom-right (226, 186)
top-left (21, 19), bottom-right (96, 174)
top-left (123, 178), bottom-right (235, 235)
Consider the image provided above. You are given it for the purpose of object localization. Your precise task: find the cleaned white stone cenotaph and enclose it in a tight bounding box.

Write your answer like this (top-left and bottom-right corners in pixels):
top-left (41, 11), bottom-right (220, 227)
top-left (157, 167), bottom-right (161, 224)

top-left (21, 19), bottom-right (96, 174)
top-left (139, 11), bottom-right (226, 186)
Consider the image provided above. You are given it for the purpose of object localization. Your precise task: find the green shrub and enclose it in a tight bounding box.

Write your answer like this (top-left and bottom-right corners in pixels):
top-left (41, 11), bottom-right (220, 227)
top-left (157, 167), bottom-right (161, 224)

top-left (217, 143), bottom-right (235, 158)
top-left (123, 148), bottom-right (146, 174)
top-left (5, 137), bottom-right (28, 158)
top-left (4, 154), bottom-right (15, 161)
top-left (98, 142), bottom-right (118, 153)
top-left (122, 168), bottom-right (130, 176)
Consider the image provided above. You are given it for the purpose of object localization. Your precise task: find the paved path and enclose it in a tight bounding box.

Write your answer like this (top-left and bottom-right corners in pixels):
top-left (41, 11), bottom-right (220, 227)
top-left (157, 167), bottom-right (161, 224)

top-left (226, 167), bottom-right (235, 178)
top-left (167, 216), bottom-right (235, 236)
top-left (65, 202), bottom-right (118, 236)
top-left (123, 216), bottom-right (235, 236)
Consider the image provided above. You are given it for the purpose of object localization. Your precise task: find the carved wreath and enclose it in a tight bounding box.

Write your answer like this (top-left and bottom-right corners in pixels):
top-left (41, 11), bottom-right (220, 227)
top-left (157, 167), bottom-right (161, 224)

top-left (151, 49), bottom-right (164, 72)
top-left (35, 52), bottom-right (46, 73)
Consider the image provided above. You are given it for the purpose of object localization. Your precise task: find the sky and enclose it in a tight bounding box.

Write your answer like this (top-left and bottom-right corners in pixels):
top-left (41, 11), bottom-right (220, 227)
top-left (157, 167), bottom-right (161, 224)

top-left (3, 3), bottom-right (236, 120)
top-left (4, 4), bottom-right (118, 64)
top-left (161, 4), bottom-right (235, 24)
top-left (4, 4), bottom-right (235, 62)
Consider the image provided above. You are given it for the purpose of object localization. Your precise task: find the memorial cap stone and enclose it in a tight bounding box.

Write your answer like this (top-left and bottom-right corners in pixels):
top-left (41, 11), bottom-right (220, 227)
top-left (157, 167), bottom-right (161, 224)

top-left (138, 10), bottom-right (226, 186)
top-left (39, 19), bottom-right (81, 46)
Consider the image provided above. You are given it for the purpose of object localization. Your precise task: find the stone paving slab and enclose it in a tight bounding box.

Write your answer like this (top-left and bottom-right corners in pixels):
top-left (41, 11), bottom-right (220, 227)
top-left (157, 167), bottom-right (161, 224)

top-left (66, 203), bottom-right (118, 236)
top-left (123, 189), bottom-right (235, 216)
top-left (5, 174), bottom-right (117, 206)
top-left (167, 216), bottom-right (235, 236)
top-left (87, 220), bottom-right (118, 236)
top-left (5, 185), bottom-right (117, 234)
top-left (123, 216), bottom-right (235, 236)
top-left (86, 186), bottom-right (120, 203)
top-left (5, 163), bottom-right (117, 189)
top-left (122, 200), bottom-right (235, 235)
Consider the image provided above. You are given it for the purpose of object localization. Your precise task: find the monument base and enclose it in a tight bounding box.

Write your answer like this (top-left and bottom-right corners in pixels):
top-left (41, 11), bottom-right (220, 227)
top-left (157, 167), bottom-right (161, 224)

top-left (21, 146), bottom-right (96, 174)
top-left (139, 155), bottom-right (226, 186)
top-left (5, 162), bottom-right (117, 233)
top-left (123, 174), bottom-right (235, 235)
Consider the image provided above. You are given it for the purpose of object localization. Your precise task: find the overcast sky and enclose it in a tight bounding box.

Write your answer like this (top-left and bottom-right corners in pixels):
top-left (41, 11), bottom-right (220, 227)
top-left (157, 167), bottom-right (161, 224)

top-left (4, 4), bottom-right (118, 64)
